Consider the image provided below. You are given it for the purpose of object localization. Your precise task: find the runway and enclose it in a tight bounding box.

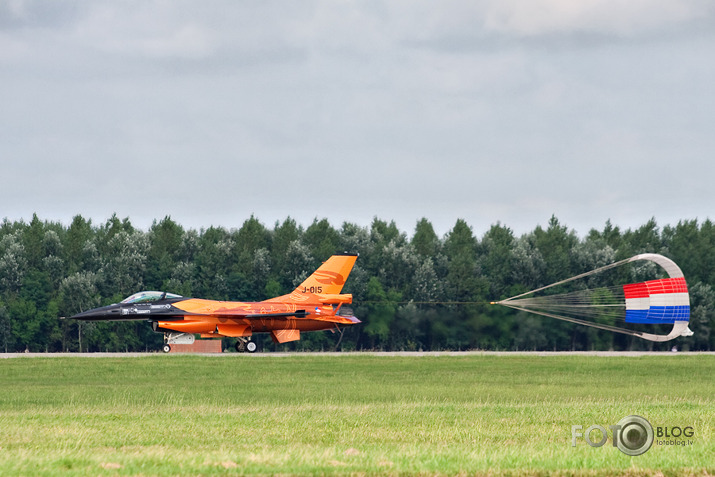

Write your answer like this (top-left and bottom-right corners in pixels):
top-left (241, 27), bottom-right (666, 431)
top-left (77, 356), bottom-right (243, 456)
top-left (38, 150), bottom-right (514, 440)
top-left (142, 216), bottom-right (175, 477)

top-left (2, 351), bottom-right (714, 358)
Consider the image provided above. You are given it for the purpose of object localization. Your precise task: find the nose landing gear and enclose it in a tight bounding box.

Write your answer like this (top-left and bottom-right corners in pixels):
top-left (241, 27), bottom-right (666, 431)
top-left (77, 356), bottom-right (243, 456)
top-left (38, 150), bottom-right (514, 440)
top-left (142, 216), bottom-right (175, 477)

top-left (161, 332), bottom-right (195, 353)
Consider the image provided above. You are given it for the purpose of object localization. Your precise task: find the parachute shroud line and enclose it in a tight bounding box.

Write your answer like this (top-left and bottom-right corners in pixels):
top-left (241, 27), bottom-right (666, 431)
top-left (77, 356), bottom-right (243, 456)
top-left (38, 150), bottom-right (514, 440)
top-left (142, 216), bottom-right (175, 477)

top-left (496, 254), bottom-right (694, 342)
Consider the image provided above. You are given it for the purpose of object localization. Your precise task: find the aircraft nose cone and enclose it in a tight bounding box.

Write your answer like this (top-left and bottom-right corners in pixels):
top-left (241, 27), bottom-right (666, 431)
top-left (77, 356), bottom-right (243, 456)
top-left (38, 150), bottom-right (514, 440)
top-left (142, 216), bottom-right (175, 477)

top-left (70, 309), bottom-right (101, 320)
top-left (70, 304), bottom-right (120, 320)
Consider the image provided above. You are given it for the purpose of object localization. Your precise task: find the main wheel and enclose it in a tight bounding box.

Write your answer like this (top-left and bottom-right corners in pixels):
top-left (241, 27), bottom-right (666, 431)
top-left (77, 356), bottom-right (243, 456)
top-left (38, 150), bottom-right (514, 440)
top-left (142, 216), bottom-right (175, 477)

top-left (235, 341), bottom-right (246, 353)
top-left (246, 341), bottom-right (257, 353)
top-left (162, 344), bottom-right (171, 353)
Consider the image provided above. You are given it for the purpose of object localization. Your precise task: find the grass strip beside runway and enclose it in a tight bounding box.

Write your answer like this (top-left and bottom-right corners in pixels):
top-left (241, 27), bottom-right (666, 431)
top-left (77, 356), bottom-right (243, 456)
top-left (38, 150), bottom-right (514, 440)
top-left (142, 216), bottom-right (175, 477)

top-left (0, 354), bottom-right (713, 476)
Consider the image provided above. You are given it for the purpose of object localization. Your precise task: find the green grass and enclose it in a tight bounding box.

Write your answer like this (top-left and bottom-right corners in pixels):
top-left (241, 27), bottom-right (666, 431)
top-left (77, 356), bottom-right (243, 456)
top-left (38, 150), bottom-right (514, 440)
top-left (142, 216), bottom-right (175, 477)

top-left (0, 354), bottom-right (713, 476)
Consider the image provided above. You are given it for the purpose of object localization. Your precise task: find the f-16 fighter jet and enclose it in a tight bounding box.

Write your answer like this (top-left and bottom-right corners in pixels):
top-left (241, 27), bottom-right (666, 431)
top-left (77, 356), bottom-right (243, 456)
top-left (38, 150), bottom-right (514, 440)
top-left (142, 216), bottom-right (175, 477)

top-left (71, 253), bottom-right (359, 352)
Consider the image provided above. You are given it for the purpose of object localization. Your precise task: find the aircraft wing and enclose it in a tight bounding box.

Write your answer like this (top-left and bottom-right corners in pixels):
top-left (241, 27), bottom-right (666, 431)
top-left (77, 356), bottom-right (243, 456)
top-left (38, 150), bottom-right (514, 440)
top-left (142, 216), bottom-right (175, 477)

top-left (218, 310), bottom-right (359, 324)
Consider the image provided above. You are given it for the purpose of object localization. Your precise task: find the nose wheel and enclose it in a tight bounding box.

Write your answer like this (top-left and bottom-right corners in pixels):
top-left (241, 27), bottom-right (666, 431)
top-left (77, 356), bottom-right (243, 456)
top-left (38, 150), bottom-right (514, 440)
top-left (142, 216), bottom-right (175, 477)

top-left (161, 332), bottom-right (193, 353)
top-left (235, 338), bottom-right (257, 353)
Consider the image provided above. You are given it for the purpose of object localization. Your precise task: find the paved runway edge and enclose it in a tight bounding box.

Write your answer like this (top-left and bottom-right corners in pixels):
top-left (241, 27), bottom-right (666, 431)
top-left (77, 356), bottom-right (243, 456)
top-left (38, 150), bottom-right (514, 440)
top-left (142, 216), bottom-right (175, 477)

top-left (2, 351), bottom-right (714, 358)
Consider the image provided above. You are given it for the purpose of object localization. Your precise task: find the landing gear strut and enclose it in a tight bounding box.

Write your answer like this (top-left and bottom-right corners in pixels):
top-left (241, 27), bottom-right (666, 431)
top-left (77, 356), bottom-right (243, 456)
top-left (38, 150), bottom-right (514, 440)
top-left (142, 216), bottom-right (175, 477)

top-left (162, 332), bottom-right (194, 353)
top-left (235, 337), bottom-right (257, 353)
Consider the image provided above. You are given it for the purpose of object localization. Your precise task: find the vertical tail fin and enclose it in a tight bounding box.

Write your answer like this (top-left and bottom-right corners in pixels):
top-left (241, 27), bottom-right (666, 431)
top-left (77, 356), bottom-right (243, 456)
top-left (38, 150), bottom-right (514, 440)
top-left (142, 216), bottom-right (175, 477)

top-left (266, 253), bottom-right (358, 303)
top-left (296, 253), bottom-right (358, 295)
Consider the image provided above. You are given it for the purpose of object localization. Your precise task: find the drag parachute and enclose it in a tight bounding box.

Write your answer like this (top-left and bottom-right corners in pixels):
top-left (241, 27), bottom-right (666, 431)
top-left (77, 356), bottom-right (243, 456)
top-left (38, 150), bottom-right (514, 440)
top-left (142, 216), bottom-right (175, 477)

top-left (494, 254), bottom-right (693, 342)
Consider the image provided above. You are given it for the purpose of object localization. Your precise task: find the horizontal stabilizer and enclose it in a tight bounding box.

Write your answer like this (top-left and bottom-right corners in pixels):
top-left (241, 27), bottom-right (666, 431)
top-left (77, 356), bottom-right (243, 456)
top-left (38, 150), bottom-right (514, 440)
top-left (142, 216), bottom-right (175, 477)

top-left (314, 294), bottom-right (352, 305)
top-left (310, 314), bottom-right (361, 325)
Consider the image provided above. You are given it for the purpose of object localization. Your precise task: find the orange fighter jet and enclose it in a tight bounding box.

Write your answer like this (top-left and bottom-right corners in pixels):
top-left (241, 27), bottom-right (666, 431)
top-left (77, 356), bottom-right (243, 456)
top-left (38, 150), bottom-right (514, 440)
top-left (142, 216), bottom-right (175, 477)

top-left (70, 253), bottom-right (359, 352)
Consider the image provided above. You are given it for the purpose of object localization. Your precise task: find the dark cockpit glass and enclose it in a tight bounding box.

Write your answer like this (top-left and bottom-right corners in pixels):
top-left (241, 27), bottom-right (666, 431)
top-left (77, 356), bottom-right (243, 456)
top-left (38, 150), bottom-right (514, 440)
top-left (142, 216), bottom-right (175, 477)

top-left (120, 291), bottom-right (182, 304)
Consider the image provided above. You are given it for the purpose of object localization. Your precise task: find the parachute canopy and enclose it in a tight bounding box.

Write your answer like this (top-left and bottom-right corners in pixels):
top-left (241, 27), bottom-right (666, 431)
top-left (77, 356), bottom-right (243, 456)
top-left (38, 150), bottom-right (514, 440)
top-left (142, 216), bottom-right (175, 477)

top-left (495, 254), bottom-right (693, 342)
top-left (624, 277), bottom-right (689, 324)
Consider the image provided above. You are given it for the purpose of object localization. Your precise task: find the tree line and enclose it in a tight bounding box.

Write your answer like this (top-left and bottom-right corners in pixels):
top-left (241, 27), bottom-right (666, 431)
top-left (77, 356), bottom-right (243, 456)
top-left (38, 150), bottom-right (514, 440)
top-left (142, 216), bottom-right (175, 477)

top-left (1, 214), bottom-right (713, 352)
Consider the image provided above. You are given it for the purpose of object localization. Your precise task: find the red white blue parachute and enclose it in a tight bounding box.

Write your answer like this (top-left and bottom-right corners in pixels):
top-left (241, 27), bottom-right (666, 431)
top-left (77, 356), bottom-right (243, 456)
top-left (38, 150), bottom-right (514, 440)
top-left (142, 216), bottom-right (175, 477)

top-left (495, 254), bottom-right (693, 342)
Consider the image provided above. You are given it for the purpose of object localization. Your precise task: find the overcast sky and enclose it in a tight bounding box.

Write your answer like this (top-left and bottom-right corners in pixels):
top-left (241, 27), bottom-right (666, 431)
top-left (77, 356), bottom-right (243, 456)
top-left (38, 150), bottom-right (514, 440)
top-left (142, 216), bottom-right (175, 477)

top-left (2, 0), bottom-right (714, 238)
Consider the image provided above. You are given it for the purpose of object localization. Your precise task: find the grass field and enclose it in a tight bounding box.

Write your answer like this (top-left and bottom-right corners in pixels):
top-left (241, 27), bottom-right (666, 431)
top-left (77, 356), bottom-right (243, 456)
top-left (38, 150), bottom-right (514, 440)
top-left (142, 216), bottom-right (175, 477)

top-left (0, 354), bottom-right (713, 476)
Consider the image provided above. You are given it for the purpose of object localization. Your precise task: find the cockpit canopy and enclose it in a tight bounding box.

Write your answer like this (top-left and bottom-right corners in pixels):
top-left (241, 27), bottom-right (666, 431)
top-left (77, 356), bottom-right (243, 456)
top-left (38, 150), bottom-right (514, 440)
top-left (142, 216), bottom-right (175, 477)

top-left (120, 291), bottom-right (183, 304)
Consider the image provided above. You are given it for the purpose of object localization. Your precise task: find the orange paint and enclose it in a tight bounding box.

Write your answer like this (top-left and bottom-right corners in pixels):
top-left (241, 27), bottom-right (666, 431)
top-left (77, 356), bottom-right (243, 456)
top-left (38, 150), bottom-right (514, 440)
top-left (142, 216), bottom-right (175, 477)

top-left (161, 254), bottom-right (359, 342)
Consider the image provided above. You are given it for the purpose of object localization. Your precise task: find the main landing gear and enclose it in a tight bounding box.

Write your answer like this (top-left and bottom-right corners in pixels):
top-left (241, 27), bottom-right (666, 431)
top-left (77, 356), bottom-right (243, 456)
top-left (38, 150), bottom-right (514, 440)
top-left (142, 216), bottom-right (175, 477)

top-left (235, 337), bottom-right (257, 353)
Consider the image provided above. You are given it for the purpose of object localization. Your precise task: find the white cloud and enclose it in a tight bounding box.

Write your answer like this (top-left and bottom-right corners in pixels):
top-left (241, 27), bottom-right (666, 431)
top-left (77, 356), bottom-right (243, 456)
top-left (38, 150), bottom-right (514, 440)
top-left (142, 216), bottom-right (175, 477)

top-left (1, 0), bottom-right (713, 235)
top-left (482, 0), bottom-right (715, 37)
top-left (71, 3), bottom-right (217, 59)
